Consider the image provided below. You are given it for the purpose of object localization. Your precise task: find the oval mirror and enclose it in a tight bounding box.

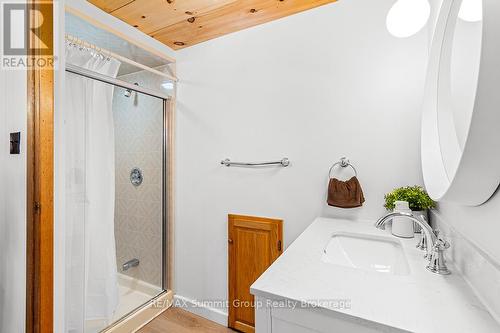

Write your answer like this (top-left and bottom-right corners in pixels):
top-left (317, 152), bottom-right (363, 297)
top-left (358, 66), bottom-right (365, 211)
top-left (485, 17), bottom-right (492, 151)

top-left (422, 0), bottom-right (500, 206)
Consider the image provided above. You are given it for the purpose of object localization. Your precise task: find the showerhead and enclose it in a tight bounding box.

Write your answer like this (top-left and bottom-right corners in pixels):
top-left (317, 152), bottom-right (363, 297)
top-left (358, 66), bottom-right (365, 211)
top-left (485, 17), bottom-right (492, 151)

top-left (124, 82), bottom-right (139, 97)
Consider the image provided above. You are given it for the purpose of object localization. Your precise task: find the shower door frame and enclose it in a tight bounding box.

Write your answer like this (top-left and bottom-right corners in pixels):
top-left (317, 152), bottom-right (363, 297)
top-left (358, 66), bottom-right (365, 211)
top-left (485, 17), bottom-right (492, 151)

top-left (64, 64), bottom-right (175, 329)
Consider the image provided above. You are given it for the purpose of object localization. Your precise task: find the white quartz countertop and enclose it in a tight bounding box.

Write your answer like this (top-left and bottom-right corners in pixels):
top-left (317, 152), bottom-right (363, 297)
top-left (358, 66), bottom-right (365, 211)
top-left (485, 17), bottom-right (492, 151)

top-left (250, 217), bottom-right (500, 333)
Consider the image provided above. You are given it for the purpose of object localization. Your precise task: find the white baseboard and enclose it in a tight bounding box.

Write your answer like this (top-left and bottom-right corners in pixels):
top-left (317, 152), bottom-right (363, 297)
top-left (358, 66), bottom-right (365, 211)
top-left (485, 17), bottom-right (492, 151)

top-left (173, 294), bottom-right (228, 327)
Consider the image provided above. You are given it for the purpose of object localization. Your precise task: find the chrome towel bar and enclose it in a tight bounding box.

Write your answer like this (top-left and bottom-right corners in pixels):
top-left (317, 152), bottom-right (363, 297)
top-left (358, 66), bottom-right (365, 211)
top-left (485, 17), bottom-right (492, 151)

top-left (221, 158), bottom-right (290, 168)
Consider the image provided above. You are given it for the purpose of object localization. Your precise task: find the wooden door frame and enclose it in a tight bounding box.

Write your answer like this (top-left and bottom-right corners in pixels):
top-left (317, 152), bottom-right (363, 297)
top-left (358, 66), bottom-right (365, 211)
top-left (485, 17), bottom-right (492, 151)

top-left (26, 1), bottom-right (54, 332)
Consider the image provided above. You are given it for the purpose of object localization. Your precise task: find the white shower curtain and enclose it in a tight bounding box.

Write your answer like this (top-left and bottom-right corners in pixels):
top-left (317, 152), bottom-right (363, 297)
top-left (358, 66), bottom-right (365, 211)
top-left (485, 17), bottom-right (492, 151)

top-left (64, 44), bottom-right (121, 331)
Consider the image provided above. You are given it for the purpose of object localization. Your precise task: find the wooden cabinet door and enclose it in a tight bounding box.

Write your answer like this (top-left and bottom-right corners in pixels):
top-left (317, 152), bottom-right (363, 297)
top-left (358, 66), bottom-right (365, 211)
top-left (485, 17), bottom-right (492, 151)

top-left (228, 214), bottom-right (283, 333)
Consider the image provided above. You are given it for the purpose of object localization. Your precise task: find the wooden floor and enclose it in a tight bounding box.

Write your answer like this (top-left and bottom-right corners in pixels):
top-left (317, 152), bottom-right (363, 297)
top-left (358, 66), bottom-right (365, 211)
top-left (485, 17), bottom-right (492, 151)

top-left (139, 308), bottom-right (236, 333)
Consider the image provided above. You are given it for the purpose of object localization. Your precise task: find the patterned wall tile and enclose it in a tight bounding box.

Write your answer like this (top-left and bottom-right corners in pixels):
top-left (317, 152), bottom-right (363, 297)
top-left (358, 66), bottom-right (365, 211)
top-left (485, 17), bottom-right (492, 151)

top-left (112, 68), bottom-right (167, 288)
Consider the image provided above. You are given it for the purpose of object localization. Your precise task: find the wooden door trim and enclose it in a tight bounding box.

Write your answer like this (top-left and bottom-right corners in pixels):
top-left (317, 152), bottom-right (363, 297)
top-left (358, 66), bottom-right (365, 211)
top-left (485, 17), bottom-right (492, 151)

top-left (26, 1), bottom-right (54, 332)
top-left (228, 214), bottom-right (283, 332)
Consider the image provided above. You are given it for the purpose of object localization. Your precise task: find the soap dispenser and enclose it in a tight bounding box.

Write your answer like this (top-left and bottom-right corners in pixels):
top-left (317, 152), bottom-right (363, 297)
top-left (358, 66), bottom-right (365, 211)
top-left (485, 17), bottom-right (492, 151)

top-left (391, 201), bottom-right (415, 238)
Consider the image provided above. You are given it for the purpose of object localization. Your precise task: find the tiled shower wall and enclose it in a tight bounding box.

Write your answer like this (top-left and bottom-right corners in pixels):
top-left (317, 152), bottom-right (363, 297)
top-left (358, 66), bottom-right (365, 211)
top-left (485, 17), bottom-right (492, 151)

top-left (112, 69), bottom-right (166, 287)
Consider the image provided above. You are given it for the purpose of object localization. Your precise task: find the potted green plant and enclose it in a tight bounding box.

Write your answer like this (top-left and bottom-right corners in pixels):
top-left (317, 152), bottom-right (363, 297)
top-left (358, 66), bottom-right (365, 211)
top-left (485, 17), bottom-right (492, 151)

top-left (384, 186), bottom-right (436, 230)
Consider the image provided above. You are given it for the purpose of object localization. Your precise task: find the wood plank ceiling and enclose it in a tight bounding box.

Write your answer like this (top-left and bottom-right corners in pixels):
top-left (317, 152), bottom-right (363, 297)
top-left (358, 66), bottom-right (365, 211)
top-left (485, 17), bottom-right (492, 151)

top-left (88, 0), bottom-right (338, 50)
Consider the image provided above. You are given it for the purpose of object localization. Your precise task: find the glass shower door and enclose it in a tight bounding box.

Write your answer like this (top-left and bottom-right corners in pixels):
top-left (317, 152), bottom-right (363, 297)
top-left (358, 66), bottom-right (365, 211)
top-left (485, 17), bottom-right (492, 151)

top-left (64, 72), bottom-right (166, 333)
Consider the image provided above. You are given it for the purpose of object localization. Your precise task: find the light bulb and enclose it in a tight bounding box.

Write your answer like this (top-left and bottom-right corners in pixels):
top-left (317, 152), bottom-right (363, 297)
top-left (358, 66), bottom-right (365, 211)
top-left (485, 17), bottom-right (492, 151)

top-left (161, 82), bottom-right (174, 90)
top-left (458, 0), bottom-right (482, 22)
top-left (386, 0), bottom-right (431, 38)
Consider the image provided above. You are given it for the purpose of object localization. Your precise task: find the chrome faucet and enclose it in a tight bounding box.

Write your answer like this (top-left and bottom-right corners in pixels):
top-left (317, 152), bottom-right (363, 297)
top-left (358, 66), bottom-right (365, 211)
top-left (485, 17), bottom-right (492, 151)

top-left (375, 212), bottom-right (451, 275)
top-left (122, 258), bottom-right (140, 271)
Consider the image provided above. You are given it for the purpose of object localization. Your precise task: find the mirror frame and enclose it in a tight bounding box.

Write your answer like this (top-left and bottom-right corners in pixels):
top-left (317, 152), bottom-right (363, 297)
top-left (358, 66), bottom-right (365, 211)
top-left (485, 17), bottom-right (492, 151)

top-left (422, 0), bottom-right (500, 206)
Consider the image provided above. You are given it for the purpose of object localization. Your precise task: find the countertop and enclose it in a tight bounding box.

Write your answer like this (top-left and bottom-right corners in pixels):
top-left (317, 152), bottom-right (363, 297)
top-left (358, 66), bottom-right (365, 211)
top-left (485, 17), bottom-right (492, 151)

top-left (250, 217), bottom-right (500, 333)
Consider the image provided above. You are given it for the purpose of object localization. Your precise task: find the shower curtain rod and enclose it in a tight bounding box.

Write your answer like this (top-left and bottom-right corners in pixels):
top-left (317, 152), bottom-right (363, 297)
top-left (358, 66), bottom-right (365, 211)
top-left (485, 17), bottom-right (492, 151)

top-left (65, 34), bottom-right (178, 82)
top-left (66, 63), bottom-right (172, 100)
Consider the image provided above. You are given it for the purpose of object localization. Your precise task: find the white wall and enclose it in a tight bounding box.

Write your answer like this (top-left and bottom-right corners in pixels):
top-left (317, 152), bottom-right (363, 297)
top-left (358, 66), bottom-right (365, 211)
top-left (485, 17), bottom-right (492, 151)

top-left (175, 0), bottom-right (428, 320)
top-left (0, 64), bottom-right (4, 333)
top-left (0, 69), bottom-right (27, 333)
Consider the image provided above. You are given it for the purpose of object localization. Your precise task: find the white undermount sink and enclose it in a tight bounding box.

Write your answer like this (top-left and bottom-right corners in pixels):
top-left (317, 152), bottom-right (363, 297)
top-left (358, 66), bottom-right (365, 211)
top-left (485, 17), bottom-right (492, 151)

top-left (321, 232), bottom-right (410, 275)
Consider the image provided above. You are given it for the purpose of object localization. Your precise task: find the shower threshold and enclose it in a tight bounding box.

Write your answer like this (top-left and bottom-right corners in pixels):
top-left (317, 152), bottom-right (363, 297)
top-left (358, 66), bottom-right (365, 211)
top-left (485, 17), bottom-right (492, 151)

top-left (85, 274), bottom-right (171, 333)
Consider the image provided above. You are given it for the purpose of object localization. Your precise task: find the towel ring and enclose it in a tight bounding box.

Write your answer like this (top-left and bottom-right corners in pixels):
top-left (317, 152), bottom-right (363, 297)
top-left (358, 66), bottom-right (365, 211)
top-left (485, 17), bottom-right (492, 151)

top-left (328, 157), bottom-right (358, 178)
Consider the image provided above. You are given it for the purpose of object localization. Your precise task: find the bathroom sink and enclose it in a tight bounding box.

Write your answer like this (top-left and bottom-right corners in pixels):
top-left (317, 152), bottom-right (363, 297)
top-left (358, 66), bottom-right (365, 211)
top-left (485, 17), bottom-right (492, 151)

top-left (321, 232), bottom-right (410, 275)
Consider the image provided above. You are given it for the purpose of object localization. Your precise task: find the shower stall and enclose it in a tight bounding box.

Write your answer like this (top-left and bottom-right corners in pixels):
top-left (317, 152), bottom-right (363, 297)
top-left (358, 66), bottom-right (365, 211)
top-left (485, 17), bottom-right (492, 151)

top-left (63, 12), bottom-right (175, 333)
